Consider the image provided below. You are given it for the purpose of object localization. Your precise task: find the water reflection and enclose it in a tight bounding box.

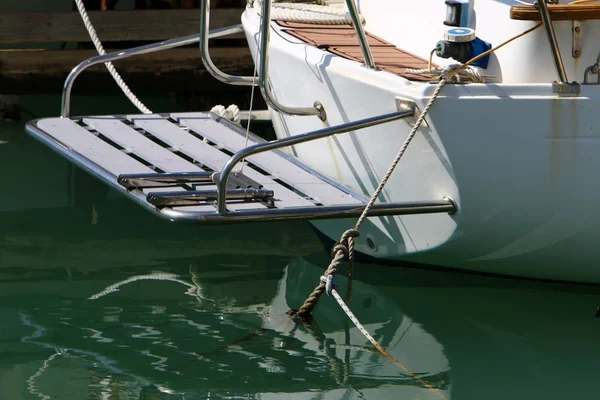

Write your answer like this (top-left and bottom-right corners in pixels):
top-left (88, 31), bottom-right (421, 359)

top-left (5, 245), bottom-right (599, 399)
top-left (5, 259), bottom-right (453, 399)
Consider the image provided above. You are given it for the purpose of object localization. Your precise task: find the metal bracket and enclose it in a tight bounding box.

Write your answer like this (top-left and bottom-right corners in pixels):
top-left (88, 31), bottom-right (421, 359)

top-left (584, 63), bottom-right (600, 84)
top-left (552, 82), bottom-right (581, 96)
top-left (395, 97), bottom-right (423, 127)
top-left (572, 21), bottom-right (582, 58)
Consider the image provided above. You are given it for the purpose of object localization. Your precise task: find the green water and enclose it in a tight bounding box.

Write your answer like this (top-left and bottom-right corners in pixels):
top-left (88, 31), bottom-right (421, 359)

top-left (1, 98), bottom-right (600, 400)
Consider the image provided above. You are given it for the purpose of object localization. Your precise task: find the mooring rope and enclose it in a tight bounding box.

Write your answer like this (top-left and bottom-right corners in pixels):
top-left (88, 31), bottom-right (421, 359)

top-left (27, 350), bottom-right (63, 400)
top-left (87, 272), bottom-right (204, 300)
top-left (74, 0), bottom-right (152, 114)
top-left (327, 284), bottom-right (448, 400)
top-left (292, 16), bottom-right (549, 389)
top-left (253, 0), bottom-right (362, 25)
top-left (289, 77), bottom-right (447, 399)
top-left (294, 76), bottom-right (446, 321)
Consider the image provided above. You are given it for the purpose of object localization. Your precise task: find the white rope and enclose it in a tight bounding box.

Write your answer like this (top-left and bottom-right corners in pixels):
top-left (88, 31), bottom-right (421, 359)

top-left (253, 0), bottom-right (362, 25)
top-left (298, 78), bottom-right (447, 318)
top-left (241, 65), bottom-right (259, 172)
top-left (27, 351), bottom-right (62, 400)
top-left (327, 286), bottom-right (448, 400)
top-left (406, 65), bottom-right (485, 84)
top-left (74, 0), bottom-right (151, 114)
top-left (87, 272), bottom-right (204, 300)
top-left (353, 77), bottom-right (447, 230)
top-left (210, 104), bottom-right (242, 124)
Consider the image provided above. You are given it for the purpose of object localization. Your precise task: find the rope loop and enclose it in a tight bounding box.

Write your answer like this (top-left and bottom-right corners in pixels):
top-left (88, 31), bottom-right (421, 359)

top-left (341, 228), bottom-right (360, 241)
top-left (439, 64), bottom-right (483, 83)
top-left (330, 242), bottom-right (349, 259)
top-left (330, 228), bottom-right (359, 260)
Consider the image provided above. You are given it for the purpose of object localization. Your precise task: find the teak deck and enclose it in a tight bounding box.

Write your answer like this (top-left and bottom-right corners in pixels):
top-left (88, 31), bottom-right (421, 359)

top-left (278, 21), bottom-right (433, 81)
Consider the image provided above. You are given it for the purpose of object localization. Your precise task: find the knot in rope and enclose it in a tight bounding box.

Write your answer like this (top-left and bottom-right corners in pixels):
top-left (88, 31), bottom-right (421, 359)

top-left (330, 228), bottom-right (359, 260)
top-left (440, 64), bottom-right (484, 83)
top-left (405, 64), bottom-right (484, 84)
top-left (295, 76), bottom-right (447, 321)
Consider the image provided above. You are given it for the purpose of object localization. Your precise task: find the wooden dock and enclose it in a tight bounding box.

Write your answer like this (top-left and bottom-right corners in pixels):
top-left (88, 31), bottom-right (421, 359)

top-left (0, 3), bottom-right (254, 95)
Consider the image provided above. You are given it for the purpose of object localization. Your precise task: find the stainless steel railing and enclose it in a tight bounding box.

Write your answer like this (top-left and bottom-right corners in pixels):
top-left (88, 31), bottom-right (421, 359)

top-left (537, 0), bottom-right (568, 83)
top-left (60, 25), bottom-right (242, 118)
top-left (258, 0), bottom-right (326, 120)
top-left (200, 0), bottom-right (257, 86)
top-left (254, 0), bottom-right (377, 120)
top-left (62, 0), bottom-right (377, 119)
top-left (214, 107), bottom-right (415, 214)
top-left (344, 0), bottom-right (377, 70)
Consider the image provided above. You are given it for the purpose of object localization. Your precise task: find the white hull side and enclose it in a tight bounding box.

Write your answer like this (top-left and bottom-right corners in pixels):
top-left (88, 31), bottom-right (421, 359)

top-left (242, 8), bottom-right (600, 283)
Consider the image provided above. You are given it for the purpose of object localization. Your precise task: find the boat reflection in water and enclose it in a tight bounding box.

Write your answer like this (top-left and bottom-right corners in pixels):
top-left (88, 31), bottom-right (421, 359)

top-left (262, 259), bottom-right (451, 400)
top-left (8, 249), bottom-right (599, 399)
top-left (12, 258), bottom-right (452, 400)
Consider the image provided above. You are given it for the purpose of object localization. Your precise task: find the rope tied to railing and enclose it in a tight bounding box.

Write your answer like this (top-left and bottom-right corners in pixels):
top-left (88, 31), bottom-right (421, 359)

top-left (290, 79), bottom-right (451, 400)
top-left (287, 15), bottom-right (553, 396)
top-left (293, 77), bottom-right (447, 322)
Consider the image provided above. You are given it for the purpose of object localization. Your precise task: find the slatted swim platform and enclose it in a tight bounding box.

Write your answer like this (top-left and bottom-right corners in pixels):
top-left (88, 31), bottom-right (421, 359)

top-left (26, 112), bottom-right (456, 224)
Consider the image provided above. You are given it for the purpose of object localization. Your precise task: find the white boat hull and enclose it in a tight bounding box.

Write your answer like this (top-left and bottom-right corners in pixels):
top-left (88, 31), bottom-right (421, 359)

top-left (241, 3), bottom-right (600, 283)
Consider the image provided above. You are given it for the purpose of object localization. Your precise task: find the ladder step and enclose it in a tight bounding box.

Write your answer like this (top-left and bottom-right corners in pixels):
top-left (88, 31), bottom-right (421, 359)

top-left (118, 170), bottom-right (263, 190)
top-left (118, 171), bottom-right (214, 189)
top-left (147, 188), bottom-right (275, 207)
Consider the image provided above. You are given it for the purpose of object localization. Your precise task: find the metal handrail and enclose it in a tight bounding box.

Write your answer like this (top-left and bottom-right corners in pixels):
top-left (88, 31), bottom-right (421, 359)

top-left (537, 0), bottom-right (568, 83)
top-left (60, 25), bottom-right (243, 118)
top-left (258, 0), bottom-right (327, 121)
top-left (214, 107), bottom-right (415, 214)
top-left (200, 0), bottom-right (257, 86)
top-left (344, 0), bottom-right (377, 70)
top-left (62, 1), bottom-right (376, 119)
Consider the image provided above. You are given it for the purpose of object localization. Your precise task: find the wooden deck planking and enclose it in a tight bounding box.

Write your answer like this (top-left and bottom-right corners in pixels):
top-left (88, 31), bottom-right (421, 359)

top-left (277, 21), bottom-right (433, 81)
top-left (283, 28), bottom-right (394, 48)
top-left (510, 4), bottom-right (600, 21)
